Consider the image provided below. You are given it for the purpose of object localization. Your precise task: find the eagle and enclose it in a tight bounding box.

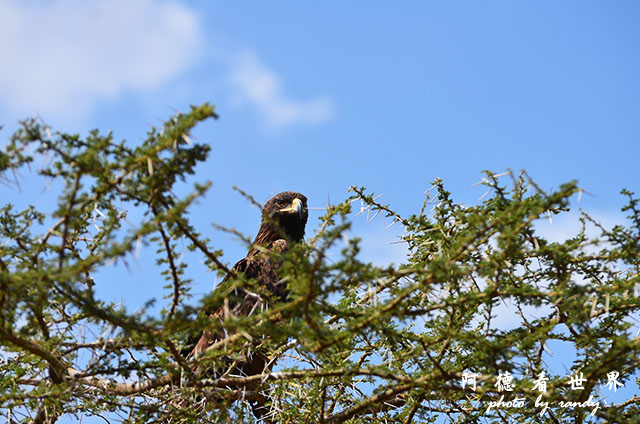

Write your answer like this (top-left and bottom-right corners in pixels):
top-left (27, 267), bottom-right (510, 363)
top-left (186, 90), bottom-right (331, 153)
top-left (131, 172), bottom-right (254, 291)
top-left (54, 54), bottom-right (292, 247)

top-left (185, 191), bottom-right (308, 419)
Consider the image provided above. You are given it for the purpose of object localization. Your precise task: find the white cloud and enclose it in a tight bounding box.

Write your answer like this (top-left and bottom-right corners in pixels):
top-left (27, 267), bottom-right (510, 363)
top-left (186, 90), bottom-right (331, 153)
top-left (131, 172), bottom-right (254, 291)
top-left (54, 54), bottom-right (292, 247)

top-left (228, 51), bottom-right (335, 130)
top-left (0, 0), bottom-right (201, 121)
top-left (535, 209), bottom-right (624, 245)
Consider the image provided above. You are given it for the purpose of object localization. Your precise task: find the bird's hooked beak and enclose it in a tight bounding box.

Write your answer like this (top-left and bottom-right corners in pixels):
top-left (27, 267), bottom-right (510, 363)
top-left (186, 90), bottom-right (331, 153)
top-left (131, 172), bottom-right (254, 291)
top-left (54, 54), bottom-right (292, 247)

top-left (279, 198), bottom-right (304, 218)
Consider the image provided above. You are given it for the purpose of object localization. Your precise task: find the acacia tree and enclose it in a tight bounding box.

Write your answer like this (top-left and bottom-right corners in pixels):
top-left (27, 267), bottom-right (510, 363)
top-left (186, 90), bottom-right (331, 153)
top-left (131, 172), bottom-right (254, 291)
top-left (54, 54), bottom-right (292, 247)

top-left (1, 104), bottom-right (639, 423)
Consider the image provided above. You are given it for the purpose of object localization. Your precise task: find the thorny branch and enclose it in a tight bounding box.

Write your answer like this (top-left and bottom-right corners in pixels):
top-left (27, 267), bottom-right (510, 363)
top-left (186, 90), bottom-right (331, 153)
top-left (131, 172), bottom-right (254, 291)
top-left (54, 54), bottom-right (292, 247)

top-left (2, 110), bottom-right (639, 423)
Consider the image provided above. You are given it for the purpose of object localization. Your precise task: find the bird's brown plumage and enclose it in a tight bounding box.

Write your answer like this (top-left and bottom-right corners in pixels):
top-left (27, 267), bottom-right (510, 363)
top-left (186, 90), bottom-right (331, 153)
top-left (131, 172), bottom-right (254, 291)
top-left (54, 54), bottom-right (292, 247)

top-left (186, 191), bottom-right (308, 418)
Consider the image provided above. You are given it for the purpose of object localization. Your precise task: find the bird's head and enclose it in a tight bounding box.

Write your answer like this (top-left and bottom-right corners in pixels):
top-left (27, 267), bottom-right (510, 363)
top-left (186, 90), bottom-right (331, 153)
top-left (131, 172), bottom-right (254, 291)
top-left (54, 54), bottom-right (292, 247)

top-left (257, 191), bottom-right (308, 244)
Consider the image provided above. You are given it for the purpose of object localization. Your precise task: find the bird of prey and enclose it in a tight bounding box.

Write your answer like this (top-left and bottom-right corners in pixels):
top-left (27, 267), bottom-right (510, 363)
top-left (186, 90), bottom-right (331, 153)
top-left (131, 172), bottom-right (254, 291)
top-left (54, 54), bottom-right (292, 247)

top-left (186, 191), bottom-right (308, 418)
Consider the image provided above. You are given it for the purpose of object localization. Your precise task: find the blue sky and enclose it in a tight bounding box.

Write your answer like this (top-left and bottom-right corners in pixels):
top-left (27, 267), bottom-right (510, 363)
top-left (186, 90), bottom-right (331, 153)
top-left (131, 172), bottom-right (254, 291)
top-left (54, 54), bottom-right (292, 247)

top-left (2, 1), bottom-right (638, 213)
top-left (1, 0), bottom-right (639, 419)
top-left (2, 0), bottom-right (638, 295)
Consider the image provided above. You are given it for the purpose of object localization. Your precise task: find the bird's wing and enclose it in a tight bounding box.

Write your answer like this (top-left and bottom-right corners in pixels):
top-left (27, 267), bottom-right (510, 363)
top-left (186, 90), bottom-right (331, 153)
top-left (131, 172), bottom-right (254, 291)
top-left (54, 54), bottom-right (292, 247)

top-left (188, 239), bottom-right (289, 359)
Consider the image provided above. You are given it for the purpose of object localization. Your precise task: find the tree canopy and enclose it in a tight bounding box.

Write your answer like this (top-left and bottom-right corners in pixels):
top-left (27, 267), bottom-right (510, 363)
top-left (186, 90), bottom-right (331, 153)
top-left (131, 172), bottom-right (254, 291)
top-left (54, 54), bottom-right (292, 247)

top-left (1, 104), bottom-right (639, 423)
